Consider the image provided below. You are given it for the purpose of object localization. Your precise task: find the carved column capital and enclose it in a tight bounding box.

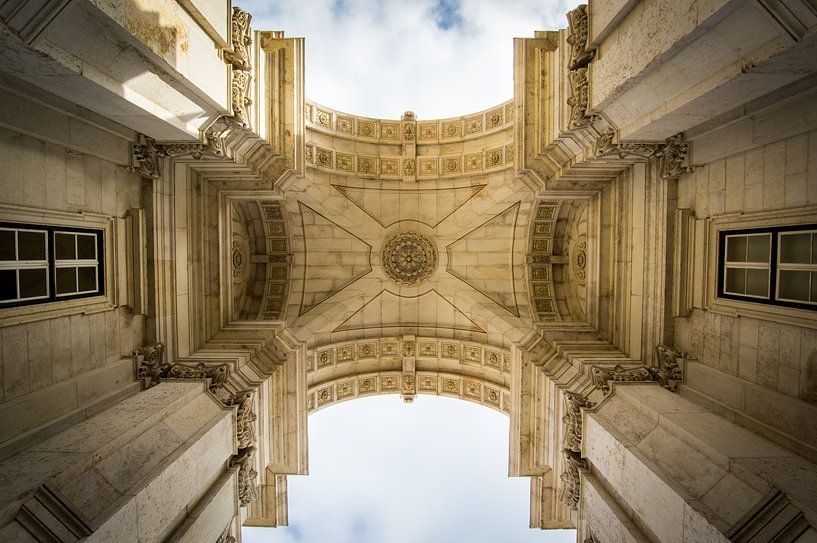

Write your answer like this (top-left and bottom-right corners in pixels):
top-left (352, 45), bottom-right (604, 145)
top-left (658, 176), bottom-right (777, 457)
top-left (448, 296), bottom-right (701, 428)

top-left (130, 136), bottom-right (161, 179)
top-left (657, 133), bottom-right (692, 179)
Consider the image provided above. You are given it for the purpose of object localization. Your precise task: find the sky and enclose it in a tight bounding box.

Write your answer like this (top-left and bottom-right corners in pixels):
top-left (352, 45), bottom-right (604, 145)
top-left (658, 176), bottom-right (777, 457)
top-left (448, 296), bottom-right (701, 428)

top-left (243, 395), bottom-right (576, 543)
top-left (239, 0), bottom-right (580, 119)
top-left (238, 1), bottom-right (580, 540)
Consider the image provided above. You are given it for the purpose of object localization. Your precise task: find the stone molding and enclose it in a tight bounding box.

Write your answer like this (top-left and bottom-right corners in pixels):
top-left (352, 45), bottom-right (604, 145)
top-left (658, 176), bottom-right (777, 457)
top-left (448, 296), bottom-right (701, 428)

top-left (132, 343), bottom-right (262, 507)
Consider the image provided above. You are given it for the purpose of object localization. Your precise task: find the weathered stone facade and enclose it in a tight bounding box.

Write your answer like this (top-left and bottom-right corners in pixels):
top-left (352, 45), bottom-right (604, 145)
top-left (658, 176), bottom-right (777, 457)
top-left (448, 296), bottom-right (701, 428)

top-left (0, 1), bottom-right (816, 541)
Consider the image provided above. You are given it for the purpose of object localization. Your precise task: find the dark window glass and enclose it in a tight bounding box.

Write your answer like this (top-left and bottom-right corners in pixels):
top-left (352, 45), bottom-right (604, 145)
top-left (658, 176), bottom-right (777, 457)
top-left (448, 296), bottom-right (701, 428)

top-left (76, 235), bottom-right (96, 260)
top-left (19, 268), bottom-right (47, 299)
top-left (0, 270), bottom-right (16, 300)
top-left (0, 231), bottom-right (15, 261)
top-left (18, 231), bottom-right (46, 260)
top-left (55, 233), bottom-right (75, 260)
top-left (56, 267), bottom-right (77, 295)
top-left (77, 266), bottom-right (97, 292)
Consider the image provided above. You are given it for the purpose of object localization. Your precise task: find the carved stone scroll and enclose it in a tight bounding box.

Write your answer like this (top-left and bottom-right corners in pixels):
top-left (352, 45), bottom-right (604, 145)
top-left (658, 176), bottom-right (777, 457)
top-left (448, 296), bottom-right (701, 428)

top-left (657, 133), bottom-right (692, 179)
top-left (591, 364), bottom-right (655, 394)
top-left (566, 5), bottom-right (595, 70)
top-left (560, 449), bottom-right (587, 510)
top-left (131, 136), bottom-right (161, 179)
top-left (568, 68), bottom-right (592, 129)
top-left (227, 390), bottom-right (257, 449)
top-left (167, 362), bottom-right (230, 393)
top-left (230, 446), bottom-right (259, 506)
top-left (594, 128), bottom-right (658, 160)
top-left (562, 391), bottom-right (595, 453)
top-left (133, 343), bottom-right (167, 389)
top-left (224, 7), bottom-right (253, 126)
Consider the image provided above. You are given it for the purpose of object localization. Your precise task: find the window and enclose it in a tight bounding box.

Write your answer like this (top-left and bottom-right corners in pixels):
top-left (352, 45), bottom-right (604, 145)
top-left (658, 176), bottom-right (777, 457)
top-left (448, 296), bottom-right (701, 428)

top-left (0, 223), bottom-right (104, 308)
top-left (718, 225), bottom-right (817, 310)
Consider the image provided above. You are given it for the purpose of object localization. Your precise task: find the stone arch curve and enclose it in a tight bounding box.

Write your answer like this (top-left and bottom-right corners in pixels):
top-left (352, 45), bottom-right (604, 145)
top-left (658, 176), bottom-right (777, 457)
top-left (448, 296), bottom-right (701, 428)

top-left (306, 336), bottom-right (511, 416)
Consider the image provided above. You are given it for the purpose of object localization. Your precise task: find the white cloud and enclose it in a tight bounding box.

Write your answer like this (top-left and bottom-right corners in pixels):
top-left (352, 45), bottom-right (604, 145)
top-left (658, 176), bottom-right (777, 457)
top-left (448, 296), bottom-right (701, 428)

top-left (243, 395), bottom-right (576, 543)
top-left (239, 0), bottom-right (580, 119)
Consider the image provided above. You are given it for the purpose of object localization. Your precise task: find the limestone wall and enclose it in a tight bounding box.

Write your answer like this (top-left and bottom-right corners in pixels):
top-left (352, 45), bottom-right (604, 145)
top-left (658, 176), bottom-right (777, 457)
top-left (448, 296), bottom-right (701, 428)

top-left (0, 78), bottom-right (145, 454)
top-left (672, 84), bottom-right (817, 458)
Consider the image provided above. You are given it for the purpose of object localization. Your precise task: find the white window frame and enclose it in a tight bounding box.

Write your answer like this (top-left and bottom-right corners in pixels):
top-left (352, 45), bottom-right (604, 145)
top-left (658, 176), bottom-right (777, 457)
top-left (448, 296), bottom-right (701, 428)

top-left (0, 205), bottom-right (117, 328)
top-left (704, 206), bottom-right (817, 330)
top-left (0, 227), bottom-right (51, 304)
top-left (722, 232), bottom-right (772, 299)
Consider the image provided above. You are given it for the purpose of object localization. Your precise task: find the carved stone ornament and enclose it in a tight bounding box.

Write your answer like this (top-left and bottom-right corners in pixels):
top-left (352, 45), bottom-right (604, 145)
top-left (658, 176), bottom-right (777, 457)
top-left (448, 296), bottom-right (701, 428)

top-left (231, 69), bottom-right (253, 126)
top-left (403, 158), bottom-right (416, 176)
top-left (230, 446), bottom-right (259, 506)
top-left (226, 7), bottom-right (252, 71)
top-left (566, 5), bottom-right (595, 70)
top-left (592, 346), bottom-right (686, 395)
top-left (227, 390), bottom-right (257, 449)
top-left (167, 362), bottom-right (230, 393)
top-left (131, 135), bottom-right (161, 179)
top-left (216, 526), bottom-right (236, 543)
top-left (657, 133), bottom-right (692, 179)
top-left (562, 391), bottom-right (595, 453)
top-left (157, 116), bottom-right (236, 160)
top-left (568, 68), bottom-right (593, 129)
top-left (583, 528), bottom-right (600, 543)
top-left (593, 128), bottom-right (658, 159)
top-left (133, 343), bottom-right (168, 389)
top-left (560, 448), bottom-right (587, 510)
top-left (381, 232), bottom-right (438, 286)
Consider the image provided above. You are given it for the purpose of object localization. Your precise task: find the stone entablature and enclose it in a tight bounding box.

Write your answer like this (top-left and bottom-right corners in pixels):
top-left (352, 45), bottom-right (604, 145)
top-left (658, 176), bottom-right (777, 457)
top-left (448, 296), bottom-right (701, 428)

top-left (304, 100), bottom-right (514, 179)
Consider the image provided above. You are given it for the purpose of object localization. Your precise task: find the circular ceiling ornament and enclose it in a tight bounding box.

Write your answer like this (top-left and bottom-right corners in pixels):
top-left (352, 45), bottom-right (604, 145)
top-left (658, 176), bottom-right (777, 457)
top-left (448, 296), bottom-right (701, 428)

top-left (381, 232), bottom-right (438, 286)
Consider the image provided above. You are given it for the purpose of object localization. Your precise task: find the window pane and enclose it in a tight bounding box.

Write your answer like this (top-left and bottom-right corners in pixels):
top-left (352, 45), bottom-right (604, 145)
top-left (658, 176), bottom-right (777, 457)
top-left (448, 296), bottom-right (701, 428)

top-left (0, 230), bottom-right (15, 261)
top-left (19, 268), bottom-right (47, 299)
top-left (725, 267), bottom-right (746, 294)
top-left (778, 269), bottom-right (810, 301)
top-left (726, 236), bottom-right (747, 262)
top-left (55, 233), bottom-right (76, 260)
top-left (77, 266), bottom-right (97, 292)
top-left (56, 267), bottom-right (77, 294)
top-left (76, 235), bottom-right (96, 260)
top-left (746, 268), bottom-right (770, 297)
top-left (17, 231), bottom-right (46, 261)
top-left (813, 235), bottom-right (817, 264)
top-left (747, 234), bottom-right (771, 263)
top-left (0, 269), bottom-right (16, 300)
top-left (780, 233), bottom-right (811, 264)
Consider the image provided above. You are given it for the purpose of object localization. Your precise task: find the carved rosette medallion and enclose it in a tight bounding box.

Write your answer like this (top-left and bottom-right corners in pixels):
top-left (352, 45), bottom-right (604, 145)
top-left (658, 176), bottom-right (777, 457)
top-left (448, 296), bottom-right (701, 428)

top-left (572, 235), bottom-right (587, 285)
top-left (381, 232), bottom-right (438, 286)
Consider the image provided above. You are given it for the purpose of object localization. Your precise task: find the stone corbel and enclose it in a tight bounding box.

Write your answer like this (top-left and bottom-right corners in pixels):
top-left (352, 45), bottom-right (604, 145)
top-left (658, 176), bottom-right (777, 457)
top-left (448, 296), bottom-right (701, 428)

top-left (657, 133), bottom-right (692, 180)
top-left (566, 5), bottom-right (596, 130)
top-left (227, 390), bottom-right (258, 450)
top-left (231, 446), bottom-right (260, 506)
top-left (216, 527), bottom-right (237, 543)
top-left (130, 135), bottom-right (161, 179)
top-left (225, 7), bottom-right (253, 127)
top-left (133, 343), bottom-right (168, 389)
top-left (583, 528), bottom-right (600, 543)
top-left (560, 449), bottom-right (588, 510)
top-left (156, 115), bottom-right (240, 159)
top-left (566, 4), bottom-right (595, 71)
top-left (559, 391), bottom-right (594, 510)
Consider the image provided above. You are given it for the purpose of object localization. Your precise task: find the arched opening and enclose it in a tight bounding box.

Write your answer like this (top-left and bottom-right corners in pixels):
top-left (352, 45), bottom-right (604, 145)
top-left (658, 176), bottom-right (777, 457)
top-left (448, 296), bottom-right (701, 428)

top-left (244, 395), bottom-right (576, 542)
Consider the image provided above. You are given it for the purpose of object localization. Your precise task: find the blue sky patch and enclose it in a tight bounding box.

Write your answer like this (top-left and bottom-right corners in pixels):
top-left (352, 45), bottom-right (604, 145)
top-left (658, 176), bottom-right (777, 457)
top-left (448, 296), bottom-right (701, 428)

top-left (431, 0), bottom-right (464, 30)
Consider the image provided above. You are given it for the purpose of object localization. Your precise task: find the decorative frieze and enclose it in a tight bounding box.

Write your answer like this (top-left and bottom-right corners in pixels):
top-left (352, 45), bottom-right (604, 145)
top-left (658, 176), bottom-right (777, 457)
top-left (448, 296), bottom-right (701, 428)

top-left (657, 133), bottom-right (692, 180)
top-left (529, 200), bottom-right (560, 321)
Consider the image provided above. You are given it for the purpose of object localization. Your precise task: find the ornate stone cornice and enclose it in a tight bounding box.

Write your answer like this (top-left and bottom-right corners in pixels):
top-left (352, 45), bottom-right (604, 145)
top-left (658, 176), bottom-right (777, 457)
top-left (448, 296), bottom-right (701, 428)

top-left (657, 133), bottom-right (692, 180)
top-left (566, 5), bottom-right (595, 71)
